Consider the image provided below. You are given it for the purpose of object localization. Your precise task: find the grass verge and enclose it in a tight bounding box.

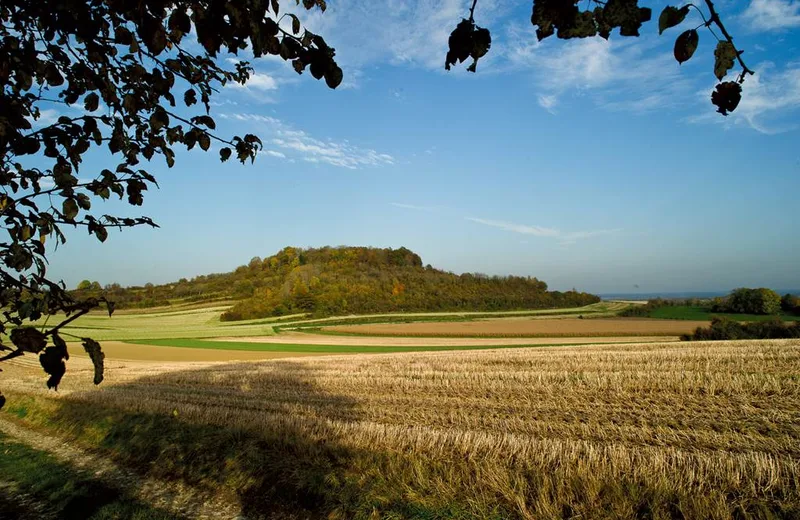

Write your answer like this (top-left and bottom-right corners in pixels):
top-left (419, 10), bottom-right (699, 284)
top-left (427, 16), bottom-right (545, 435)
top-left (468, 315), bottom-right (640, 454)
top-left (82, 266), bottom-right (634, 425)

top-left (123, 338), bottom-right (657, 353)
top-left (0, 432), bottom-right (179, 520)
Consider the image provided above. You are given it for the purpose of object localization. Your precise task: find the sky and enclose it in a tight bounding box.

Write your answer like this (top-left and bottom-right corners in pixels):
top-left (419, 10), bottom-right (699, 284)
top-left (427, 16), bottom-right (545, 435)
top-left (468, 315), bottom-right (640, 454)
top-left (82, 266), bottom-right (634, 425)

top-left (46, 0), bottom-right (800, 294)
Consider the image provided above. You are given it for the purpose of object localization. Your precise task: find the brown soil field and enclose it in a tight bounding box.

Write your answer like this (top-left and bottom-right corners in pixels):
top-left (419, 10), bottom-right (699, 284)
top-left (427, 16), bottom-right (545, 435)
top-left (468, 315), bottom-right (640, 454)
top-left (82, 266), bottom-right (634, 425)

top-left (215, 331), bottom-right (679, 346)
top-left (326, 318), bottom-right (708, 337)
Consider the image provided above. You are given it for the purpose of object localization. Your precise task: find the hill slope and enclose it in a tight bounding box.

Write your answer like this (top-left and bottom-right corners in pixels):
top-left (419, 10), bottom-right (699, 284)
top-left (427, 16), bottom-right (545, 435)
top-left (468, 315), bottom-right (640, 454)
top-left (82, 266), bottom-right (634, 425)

top-left (220, 246), bottom-right (598, 320)
top-left (74, 246), bottom-right (600, 320)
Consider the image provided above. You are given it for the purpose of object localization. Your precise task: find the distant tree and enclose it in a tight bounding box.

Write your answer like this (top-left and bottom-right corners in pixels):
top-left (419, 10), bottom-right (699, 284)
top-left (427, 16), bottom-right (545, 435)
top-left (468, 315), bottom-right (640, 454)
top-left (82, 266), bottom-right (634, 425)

top-left (0, 0), bottom-right (750, 404)
top-left (719, 288), bottom-right (782, 315)
top-left (782, 294), bottom-right (800, 315)
top-left (76, 280), bottom-right (92, 291)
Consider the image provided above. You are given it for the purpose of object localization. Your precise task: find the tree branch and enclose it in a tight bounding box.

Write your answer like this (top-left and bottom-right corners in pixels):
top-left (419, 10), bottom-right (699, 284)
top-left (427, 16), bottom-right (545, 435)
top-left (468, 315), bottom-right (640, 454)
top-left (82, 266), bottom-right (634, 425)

top-left (468, 0), bottom-right (479, 21)
top-left (702, 0), bottom-right (754, 79)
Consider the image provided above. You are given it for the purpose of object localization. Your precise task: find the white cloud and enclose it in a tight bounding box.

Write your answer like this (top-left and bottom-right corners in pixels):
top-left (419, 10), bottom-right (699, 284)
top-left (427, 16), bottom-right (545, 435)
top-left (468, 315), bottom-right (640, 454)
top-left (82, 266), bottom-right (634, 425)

top-left (537, 94), bottom-right (558, 113)
top-left (220, 113), bottom-right (394, 169)
top-left (465, 217), bottom-right (559, 237)
top-left (503, 23), bottom-right (694, 114)
top-left (467, 216), bottom-right (620, 244)
top-left (228, 71), bottom-right (279, 91)
top-left (295, 0), bottom-right (512, 70)
top-left (741, 0), bottom-right (800, 31)
top-left (27, 108), bottom-right (60, 128)
top-left (690, 63), bottom-right (800, 134)
top-left (262, 150), bottom-right (286, 158)
top-left (390, 202), bottom-right (438, 211)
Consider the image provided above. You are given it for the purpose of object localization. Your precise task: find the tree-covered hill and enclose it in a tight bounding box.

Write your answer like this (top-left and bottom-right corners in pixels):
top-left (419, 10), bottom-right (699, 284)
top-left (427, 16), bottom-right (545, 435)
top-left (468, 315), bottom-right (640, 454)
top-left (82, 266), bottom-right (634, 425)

top-left (73, 246), bottom-right (600, 320)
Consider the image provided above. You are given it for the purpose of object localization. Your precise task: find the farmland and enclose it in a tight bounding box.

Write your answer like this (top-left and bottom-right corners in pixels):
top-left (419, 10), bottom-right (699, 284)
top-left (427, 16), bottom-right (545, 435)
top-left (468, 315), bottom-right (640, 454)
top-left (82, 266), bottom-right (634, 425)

top-left (1, 339), bottom-right (799, 519)
top-left (3, 301), bottom-right (799, 518)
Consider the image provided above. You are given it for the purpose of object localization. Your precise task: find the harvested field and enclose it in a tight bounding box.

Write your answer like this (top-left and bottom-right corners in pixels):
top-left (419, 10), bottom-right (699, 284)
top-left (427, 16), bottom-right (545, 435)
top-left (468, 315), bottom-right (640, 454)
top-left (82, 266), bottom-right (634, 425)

top-left (327, 317), bottom-right (708, 337)
top-left (2, 339), bottom-right (798, 519)
top-left (72, 341), bottom-right (333, 362)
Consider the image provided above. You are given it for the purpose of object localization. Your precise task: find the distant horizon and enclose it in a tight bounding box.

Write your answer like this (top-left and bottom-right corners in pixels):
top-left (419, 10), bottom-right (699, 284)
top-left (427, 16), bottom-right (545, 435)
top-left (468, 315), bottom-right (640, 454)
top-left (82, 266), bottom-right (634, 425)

top-left (60, 244), bottom-right (798, 298)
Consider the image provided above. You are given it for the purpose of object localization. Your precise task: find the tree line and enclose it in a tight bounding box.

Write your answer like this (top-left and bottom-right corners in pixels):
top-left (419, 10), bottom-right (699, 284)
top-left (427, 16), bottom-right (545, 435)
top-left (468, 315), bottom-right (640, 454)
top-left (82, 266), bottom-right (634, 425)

top-left (71, 246), bottom-right (599, 320)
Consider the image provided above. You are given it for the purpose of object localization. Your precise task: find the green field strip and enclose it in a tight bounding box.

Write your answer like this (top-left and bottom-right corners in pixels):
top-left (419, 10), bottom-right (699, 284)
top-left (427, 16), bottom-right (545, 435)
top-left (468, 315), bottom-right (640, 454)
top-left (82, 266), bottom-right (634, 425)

top-left (124, 338), bottom-right (671, 353)
top-left (290, 328), bottom-right (682, 339)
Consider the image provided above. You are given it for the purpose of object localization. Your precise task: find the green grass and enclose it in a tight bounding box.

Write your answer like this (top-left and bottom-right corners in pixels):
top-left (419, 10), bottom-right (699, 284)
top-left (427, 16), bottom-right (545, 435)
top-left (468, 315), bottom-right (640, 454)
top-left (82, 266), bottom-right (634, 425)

top-left (0, 432), bottom-right (180, 519)
top-left (124, 338), bottom-right (658, 353)
top-left (9, 302), bottom-right (631, 343)
top-left (648, 305), bottom-right (800, 322)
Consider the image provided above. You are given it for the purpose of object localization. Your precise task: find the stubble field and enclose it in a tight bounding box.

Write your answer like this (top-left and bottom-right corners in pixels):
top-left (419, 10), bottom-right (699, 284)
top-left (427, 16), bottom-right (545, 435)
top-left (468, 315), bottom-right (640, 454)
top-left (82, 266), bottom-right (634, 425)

top-left (2, 339), bottom-right (798, 519)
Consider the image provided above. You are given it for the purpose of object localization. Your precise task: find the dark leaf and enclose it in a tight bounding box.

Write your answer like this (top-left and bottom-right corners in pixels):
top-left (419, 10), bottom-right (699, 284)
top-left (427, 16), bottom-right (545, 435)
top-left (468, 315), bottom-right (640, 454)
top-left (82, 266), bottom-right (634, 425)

top-left (324, 64), bottom-right (343, 88)
top-left (714, 41), bottom-right (737, 80)
top-left (658, 5), bottom-right (690, 35)
top-left (674, 29), bottom-right (699, 64)
top-left (711, 81), bottom-right (742, 115)
top-left (198, 133), bottom-right (211, 151)
top-left (84, 93), bottom-right (100, 112)
top-left (10, 327), bottom-right (46, 353)
top-left (40, 334), bottom-right (68, 390)
top-left (76, 193), bottom-right (91, 210)
top-left (150, 109), bottom-right (170, 132)
top-left (289, 14), bottom-right (301, 35)
top-left (184, 89), bottom-right (197, 107)
top-left (43, 62), bottom-right (64, 86)
top-left (81, 338), bottom-right (105, 385)
top-left (220, 147), bottom-right (232, 162)
top-left (62, 198), bottom-right (79, 220)
top-left (94, 226), bottom-right (108, 242)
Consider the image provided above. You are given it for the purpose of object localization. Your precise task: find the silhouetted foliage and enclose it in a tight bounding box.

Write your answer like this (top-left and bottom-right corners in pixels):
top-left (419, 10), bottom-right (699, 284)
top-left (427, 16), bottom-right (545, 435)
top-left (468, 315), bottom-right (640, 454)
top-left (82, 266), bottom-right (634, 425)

top-left (681, 317), bottom-right (800, 341)
top-left (447, 0), bottom-right (752, 114)
top-left (0, 0), bottom-right (340, 401)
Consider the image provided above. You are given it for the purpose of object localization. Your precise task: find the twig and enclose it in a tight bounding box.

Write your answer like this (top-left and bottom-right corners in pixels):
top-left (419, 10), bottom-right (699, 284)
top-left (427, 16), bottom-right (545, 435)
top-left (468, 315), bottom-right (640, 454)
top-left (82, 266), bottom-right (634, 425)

top-left (468, 0), bottom-right (479, 21)
top-left (702, 0), bottom-right (754, 78)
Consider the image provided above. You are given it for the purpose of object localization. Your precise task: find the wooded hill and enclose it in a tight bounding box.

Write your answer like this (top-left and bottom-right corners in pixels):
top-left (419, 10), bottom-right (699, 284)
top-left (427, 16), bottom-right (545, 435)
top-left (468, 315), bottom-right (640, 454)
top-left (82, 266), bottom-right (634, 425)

top-left (74, 246), bottom-right (600, 320)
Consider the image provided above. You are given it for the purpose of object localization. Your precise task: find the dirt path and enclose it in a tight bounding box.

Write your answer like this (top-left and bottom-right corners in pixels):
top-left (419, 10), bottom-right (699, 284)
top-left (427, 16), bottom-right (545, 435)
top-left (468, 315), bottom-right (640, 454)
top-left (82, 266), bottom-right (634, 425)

top-left (0, 419), bottom-right (242, 519)
top-left (213, 331), bottom-right (679, 346)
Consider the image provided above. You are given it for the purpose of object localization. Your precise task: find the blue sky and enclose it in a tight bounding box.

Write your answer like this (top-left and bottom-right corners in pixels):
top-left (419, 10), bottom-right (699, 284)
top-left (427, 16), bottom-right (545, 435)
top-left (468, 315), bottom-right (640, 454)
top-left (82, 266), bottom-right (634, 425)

top-left (47, 0), bottom-right (800, 294)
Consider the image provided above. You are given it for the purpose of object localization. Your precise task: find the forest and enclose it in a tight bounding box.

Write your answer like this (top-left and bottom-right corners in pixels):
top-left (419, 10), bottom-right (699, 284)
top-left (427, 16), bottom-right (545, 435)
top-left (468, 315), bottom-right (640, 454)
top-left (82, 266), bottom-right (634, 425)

top-left (72, 246), bottom-right (600, 320)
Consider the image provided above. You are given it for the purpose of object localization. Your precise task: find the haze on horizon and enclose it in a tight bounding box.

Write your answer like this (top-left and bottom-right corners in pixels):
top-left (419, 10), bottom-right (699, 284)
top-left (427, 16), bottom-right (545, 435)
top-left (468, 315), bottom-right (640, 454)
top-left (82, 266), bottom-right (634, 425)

top-left (48, 0), bottom-right (800, 295)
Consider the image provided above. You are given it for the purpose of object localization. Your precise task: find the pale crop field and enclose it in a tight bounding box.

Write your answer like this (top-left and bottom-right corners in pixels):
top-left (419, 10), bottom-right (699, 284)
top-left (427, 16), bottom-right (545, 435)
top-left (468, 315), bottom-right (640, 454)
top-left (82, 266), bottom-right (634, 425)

top-left (15, 301), bottom-right (625, 343)
top-left (2, 339), bottom-right (798, 519)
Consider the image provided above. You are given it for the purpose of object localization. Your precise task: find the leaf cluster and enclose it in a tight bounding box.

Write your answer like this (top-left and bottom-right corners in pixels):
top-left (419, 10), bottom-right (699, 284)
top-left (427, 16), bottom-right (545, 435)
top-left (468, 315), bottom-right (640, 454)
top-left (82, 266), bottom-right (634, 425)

top-left (446, 0), bottom-right (752, 115)
top-left (0, 0), bottom-right (338, 401)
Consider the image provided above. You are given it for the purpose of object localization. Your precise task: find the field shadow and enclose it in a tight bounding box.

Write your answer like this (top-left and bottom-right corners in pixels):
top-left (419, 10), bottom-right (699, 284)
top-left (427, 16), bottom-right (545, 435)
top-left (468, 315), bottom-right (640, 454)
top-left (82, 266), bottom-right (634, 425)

top-left (43, 360), bottom-right (368, 519)
top-left (0, 432), bottom-right (181, 519)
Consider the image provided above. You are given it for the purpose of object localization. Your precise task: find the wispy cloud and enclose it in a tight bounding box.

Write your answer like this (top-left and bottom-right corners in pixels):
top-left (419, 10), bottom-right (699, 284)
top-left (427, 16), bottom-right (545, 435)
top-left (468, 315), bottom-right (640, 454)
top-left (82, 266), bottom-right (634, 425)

top-left (390, 202), bottom-right (439, 212)
top-left (741, 0), bottom-right (800, 31)
top-left (261, 150), bottom-right (286, 158)
top-left (295, 0), bottom-right (512, 71)
top-left (467, 216), bottom-right (620, 245)
top-left (689, 63), bottom-right (800, 134)
top-left (466, 217), bottom-right (559, 237)
top-left (502, 23), bottom-right (694, 114)
top-left (220, 113), bottom-right (394, 169)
